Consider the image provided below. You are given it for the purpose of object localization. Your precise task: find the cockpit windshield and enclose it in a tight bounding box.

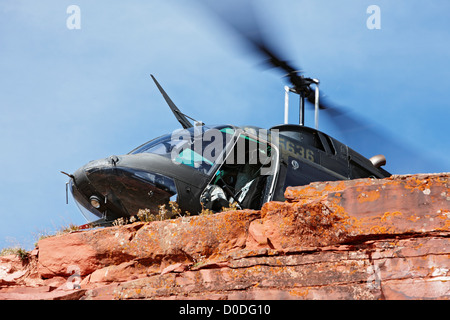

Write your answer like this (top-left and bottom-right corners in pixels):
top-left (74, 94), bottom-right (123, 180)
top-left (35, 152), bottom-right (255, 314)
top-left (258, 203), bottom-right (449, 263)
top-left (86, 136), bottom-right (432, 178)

top-left (129, 125), bottom-right (236, 175)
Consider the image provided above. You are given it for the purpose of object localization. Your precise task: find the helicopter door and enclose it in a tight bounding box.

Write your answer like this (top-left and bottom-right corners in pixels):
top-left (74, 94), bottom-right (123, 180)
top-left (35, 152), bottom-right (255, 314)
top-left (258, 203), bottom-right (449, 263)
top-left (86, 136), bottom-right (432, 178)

top-left (200, 132), bottom-right (278, 212)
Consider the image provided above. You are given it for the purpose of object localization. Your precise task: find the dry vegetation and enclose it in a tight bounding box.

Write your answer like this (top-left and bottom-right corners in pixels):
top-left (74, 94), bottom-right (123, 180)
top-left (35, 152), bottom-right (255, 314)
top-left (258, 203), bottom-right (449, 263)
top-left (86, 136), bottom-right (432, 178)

top-left (1, 201), bottom-right (240, 257)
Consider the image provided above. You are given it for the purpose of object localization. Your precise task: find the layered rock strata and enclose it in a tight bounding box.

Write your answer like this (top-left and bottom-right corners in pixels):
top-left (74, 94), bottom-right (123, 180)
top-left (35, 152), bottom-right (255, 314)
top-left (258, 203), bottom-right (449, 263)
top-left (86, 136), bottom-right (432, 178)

top-left (1, 173), bottom-right (449, 299)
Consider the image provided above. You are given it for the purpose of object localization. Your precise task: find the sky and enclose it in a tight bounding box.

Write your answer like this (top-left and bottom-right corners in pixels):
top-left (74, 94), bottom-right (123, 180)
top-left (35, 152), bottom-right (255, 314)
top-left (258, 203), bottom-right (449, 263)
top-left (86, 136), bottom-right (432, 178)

top-left (0, 0), bottom-right (449, 250)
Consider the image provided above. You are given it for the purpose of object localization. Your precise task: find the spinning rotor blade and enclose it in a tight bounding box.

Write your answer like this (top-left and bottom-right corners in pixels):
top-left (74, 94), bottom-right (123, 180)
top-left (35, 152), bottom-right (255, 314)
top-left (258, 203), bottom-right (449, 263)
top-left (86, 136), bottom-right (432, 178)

top-left (200, 0), bottom-right (316, 97)
top-left (201, 1), bottom-right (377, 129)
top-left (198, 0), bottom-right (444, 173)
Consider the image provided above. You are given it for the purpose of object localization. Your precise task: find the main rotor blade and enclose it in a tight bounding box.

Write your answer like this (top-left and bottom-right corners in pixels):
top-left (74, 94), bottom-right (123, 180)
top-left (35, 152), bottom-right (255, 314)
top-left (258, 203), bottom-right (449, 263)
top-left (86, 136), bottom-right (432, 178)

top-left (199, 1), bottom-right (377, 125)
top-left (197, 1), bottom-right (445, 174)
top-left (200, 1), bottom-right (301, 77)
top-left (150, 75), bottom-right (193, 129)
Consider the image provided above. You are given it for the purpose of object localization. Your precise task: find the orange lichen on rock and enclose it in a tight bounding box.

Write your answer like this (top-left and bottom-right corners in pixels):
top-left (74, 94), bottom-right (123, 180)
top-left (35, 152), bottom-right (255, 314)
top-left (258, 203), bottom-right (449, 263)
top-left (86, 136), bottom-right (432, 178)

top-left (288, 173), bottom-right (450, 238)
top-left (357, 190), bottom-right (381, 203)
top-left (381, 211), bottom-right (403, 222)
top-left (1, 173), bottom-right (449, 300)
top-left (285, 180), bottom-right (348, 202)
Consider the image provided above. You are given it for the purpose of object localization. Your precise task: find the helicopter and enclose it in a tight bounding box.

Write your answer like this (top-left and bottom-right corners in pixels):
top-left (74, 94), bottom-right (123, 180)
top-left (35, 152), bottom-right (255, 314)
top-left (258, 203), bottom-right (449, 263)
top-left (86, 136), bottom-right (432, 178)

top-left (64, 2), bottom-right (392, 226)
top-left (65, 72), bottom-right (390, 226)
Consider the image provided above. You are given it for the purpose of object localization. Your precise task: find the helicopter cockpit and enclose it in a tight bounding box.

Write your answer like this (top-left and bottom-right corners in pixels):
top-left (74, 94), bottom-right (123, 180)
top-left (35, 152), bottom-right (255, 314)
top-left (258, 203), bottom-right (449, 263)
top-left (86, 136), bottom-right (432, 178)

top-left (129, 125), bottom-right (234, 175)
top-left (130, 124), bottom-right (279, 213)
top-left (198, 127), bottom-right (279, 212)
top-left (68, 124), bottom-right (279, 226)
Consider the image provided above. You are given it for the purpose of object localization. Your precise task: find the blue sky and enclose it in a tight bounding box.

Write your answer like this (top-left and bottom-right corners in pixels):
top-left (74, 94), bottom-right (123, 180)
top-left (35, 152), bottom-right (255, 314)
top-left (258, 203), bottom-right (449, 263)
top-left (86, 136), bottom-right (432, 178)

top-left (1, 0), bottom-right (449, 250)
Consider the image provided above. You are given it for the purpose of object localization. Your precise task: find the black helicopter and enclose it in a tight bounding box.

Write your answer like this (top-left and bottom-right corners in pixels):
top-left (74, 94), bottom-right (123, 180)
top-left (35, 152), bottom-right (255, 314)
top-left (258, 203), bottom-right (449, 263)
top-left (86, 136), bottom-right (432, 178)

top-left (65, 73), bottom-right (390, 225)
top-left (64, 3), bottom-right (392, 226)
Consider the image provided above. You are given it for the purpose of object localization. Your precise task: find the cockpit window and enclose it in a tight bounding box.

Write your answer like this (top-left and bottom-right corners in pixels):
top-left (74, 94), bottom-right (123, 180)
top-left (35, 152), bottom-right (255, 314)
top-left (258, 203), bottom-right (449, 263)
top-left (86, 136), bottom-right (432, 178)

top-left (129, 125), bottom-right (236, 175)
top-left (174, 148), bottom-right (214, 173)
top-left (129, 134), bottom-right (173, 155)
top-left (200, 130), bottom-right (279, 212)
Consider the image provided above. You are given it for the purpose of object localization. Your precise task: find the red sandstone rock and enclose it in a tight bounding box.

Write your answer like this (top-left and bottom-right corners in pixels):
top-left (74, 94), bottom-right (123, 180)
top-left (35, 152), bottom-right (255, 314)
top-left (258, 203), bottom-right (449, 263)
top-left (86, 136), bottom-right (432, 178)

top-left (37, 210), bottom-right (259, 280)
top-left (283, 173), bottom-right (450, 242)
top-left (1, 173), bottom-right (449, 300)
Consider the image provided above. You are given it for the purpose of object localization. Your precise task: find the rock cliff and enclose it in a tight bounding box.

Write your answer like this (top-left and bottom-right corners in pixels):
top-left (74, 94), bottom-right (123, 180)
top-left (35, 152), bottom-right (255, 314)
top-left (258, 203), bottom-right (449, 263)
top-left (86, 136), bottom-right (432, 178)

top-left (1, 173), bottom-right (449, 300)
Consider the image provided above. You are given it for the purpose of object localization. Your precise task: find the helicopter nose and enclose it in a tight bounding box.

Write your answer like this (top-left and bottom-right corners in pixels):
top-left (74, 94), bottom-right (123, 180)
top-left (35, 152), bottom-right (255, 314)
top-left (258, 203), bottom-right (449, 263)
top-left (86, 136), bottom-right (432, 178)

top-left (69, 166), bottom-right (106, 222)
top-left (80, 156), bottom-right (120, 170)
top-left (69, 154), bottom-right (178, 223)
top-left (69, 157), bottom-right (129, 222)
top-left (83, 158), bottom-right (111, 171)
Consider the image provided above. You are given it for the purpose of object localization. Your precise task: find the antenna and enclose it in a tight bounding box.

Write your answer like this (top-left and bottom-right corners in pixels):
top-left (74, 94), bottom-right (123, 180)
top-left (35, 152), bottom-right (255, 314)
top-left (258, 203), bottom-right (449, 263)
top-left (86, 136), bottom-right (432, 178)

top-left (150, 74), bottom-right (194, 129)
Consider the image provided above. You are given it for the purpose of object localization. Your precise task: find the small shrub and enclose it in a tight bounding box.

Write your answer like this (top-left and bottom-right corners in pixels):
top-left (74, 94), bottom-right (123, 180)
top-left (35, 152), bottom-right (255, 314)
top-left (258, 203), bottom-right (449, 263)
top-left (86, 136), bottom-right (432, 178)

top-left (113, 202), bottom-right (192, 226)
top-left (57, 223), bottom-right (81, 234)
top-left (0, 247), bottom-right (18, 256)
top-left (199, 204), bottom-right (214, 216)
top-left (220, 202), bottom-right (240, 212)
top-left (15, 248), bottom-right (30, 262)
top-left (0, 247), bottom-right (30, 262)
top-left (112, 217), bottom-right (129, 226)
top-left (137, 208), bottom-right (153, 222)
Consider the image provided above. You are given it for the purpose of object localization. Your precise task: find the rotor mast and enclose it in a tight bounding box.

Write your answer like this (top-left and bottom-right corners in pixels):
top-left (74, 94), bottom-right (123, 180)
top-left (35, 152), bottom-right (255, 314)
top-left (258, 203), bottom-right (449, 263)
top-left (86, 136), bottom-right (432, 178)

top-left (284, 74), bottom-right (319, 129)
